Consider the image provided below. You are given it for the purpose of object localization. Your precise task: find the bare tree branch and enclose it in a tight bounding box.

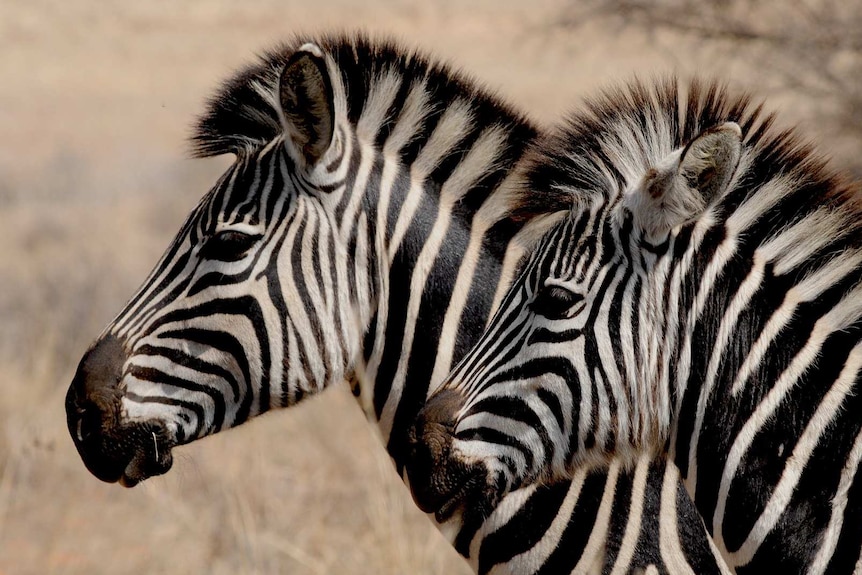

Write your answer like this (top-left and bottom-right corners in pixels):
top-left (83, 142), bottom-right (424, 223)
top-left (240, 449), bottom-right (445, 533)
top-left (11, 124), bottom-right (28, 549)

top-left (559, 0), bottom-right (862, 173)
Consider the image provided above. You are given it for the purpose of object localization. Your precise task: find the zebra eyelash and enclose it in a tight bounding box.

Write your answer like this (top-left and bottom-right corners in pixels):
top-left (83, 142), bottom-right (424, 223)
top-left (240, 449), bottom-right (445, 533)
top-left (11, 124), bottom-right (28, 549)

top-left (530, 284), bottom-right (585, 320)
top-left (199, 230), bottom-right (262, 262)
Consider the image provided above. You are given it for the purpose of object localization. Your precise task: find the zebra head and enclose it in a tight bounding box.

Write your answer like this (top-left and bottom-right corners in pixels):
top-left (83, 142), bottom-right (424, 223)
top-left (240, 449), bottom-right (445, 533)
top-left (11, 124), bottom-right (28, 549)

top-left (65, 42), bottom-right (372, 486)
top-left (407, 107), bottom-right (745, 516)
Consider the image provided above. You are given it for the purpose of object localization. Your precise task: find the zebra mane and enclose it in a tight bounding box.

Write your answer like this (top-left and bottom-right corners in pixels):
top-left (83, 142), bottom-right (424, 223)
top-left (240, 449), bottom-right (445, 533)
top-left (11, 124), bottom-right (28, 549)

top-left (190, 33), bottom-right (579, 224)
top-left (191, 33), bottom-right (533, 159)
top-left (528, 77), bottom-right (860, 221)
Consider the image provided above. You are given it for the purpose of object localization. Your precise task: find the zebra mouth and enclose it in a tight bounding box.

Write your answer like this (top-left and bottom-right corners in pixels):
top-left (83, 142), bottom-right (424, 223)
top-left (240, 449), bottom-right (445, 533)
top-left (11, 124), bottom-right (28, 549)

top-left (67, 399), bottom-right (175, 487)
top-left (117, 430), bottom-right (174, 488)
top-left (429, 467), bottom-right (490, 522)
top-left (406, 432), bottom-right (494, 522)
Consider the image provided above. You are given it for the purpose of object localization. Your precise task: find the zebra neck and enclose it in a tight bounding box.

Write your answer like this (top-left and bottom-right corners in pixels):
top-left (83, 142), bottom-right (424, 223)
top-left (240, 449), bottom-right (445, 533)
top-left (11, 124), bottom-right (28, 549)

top-left (318, 58), bottom-right (551, 467)
top-left (352, 155), bottom-right (540, 467)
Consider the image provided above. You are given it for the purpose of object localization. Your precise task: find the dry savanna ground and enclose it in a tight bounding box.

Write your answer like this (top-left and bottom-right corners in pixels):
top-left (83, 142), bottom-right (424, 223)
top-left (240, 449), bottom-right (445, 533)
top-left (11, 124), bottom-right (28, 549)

top-left (0, 2), bottom-right (852, 574)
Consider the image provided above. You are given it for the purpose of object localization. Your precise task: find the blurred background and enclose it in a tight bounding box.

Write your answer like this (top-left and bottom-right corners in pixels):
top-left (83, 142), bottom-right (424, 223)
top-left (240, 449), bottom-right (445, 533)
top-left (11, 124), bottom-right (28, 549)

top-left (1, 1), bottom-right (859, 573)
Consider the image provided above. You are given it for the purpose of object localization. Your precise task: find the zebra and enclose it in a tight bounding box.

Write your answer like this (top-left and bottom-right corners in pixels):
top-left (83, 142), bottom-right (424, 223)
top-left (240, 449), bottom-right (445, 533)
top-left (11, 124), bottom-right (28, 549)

top-left (63, 36), bottom-right (728, 574)
top-left (407, 77), bottom-right (862, 573)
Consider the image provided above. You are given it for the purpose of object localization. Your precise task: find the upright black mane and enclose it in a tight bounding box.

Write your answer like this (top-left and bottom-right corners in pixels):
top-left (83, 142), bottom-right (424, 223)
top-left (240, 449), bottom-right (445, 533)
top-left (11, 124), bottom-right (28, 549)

top-left (189, 33), bottom-right (585, 222)
top-left (190, 33), bottom-right (535, 160)
top-left (527, 78), bottom-right (856, 219)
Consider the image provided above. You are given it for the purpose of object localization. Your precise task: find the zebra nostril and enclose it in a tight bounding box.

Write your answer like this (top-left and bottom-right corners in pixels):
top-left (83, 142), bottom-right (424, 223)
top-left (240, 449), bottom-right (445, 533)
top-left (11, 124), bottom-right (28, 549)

top-left (74, 404), bottom-right (102, 444)
top-left (75, 415), bottom-right (85, 443)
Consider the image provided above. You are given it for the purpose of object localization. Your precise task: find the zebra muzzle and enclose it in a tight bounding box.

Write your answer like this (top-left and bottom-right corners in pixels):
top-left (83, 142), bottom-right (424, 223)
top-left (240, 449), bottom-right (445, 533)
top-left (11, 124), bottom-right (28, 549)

top-left (65, 334), bottom-right (175, 486)
top-left (66, 388), bottom-right (175, 486)
top-left (405, 389), bottom-right (499, 522)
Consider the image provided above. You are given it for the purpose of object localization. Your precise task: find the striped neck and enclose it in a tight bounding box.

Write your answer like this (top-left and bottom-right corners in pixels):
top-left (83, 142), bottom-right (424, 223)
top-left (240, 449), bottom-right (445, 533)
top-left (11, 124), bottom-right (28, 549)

top-left (345, 115), bottom-right (545, 463)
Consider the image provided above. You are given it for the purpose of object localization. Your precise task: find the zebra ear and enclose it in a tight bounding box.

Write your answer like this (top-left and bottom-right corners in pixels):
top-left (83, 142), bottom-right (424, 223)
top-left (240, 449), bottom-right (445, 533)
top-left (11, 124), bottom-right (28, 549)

top-left (677, 121), bottom-right (742, 205)
top-left (277, 44), bottom-right (335, 168)
top-left (629, 122), bottom-right (742, 239)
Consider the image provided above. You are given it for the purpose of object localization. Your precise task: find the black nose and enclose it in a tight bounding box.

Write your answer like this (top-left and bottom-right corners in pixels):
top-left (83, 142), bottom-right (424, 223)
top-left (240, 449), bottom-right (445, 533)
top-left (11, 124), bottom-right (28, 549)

top-left (65, 335), bottom-right (130, 483)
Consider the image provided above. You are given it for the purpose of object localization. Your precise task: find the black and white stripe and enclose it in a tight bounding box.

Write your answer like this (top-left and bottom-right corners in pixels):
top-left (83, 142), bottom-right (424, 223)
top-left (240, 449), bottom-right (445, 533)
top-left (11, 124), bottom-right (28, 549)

top-left (67, 39), bottom-right (727, 574)
top-left (429, 78), bottom-right (862, 572)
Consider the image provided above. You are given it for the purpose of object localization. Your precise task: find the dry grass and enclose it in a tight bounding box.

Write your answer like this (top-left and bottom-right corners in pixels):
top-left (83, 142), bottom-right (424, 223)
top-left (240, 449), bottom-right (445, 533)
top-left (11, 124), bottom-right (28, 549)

top-left (0, 1), bottom-right (853, 574)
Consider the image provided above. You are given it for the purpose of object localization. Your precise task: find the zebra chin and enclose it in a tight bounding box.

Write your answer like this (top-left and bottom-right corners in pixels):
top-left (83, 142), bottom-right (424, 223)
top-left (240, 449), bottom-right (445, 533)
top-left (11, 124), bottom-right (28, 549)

top-left (65, 334), bottom-right (176, 488)
top-left (405, 389), bottom-right (502, 523)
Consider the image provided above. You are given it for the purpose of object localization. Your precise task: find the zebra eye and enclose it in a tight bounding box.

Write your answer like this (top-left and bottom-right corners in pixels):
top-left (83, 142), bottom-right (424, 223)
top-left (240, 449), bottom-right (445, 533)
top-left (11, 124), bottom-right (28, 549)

top-left (200, 230), bottom-right (260, 262)
top-left (531, 284), bottom-right (584, 320)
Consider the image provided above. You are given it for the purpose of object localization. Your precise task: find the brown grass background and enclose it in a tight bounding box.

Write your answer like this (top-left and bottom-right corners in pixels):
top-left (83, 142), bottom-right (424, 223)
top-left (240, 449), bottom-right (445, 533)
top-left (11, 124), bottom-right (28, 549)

top-left (0, 1), bottom-right (850, 573)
